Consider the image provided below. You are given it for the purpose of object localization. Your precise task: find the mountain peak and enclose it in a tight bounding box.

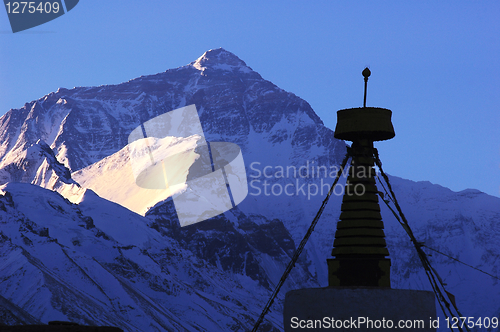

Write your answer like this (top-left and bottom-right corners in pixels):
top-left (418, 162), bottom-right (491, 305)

top-left (191, 48), bottom-right (253, 73)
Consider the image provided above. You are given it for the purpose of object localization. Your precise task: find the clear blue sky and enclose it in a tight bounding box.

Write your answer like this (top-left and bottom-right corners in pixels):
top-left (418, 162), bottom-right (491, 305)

top-left (1, 1), bottom-right (499, 197)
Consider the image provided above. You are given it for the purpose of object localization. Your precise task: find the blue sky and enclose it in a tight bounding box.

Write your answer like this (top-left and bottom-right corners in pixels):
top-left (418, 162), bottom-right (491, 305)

top-left (1, 1), bottom-right (499, 197)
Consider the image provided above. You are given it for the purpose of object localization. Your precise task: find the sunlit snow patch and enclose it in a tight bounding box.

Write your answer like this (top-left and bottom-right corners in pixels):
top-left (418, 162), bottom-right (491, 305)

top-left (127, 104), bottom-right (248, 227)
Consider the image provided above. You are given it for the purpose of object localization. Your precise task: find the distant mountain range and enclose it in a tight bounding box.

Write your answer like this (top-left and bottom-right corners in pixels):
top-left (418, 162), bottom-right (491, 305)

top-left (0, 48), bottom-right (499, 331)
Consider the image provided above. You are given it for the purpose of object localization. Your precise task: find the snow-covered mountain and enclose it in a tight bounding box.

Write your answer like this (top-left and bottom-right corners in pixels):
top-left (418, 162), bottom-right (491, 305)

top-left (0, 48), bottom-right (499, 331)
top-left (0, 182), bottom-right (310, 331)
top-left (0, 138), bottom-right (76, 188)
top-left (0, 48), bottom-right (343, 175)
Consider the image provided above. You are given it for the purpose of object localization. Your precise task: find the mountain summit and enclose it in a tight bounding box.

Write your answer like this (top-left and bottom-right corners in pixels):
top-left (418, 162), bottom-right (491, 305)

top-left (191, 48), bottom-right (254, 74)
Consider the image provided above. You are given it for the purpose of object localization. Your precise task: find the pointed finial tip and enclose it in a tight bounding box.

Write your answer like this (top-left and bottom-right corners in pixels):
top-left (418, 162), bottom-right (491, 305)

top-left (362, 67), bottom-right (371, 79)
top-left (362, 67), bottom-right (370, 107)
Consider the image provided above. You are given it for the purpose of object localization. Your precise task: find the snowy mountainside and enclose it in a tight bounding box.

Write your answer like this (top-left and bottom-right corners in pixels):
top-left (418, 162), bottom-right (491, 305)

top-left (0, 139), bottom-right (76, 189)
top-left (379, 176), bottom-right (500, 324)
top-left (71, 135), bottom-right (203, 216)
top-left (0, 293), bottom-right (41, 325)
top-left (0, 182), bottom-right (309, 331)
